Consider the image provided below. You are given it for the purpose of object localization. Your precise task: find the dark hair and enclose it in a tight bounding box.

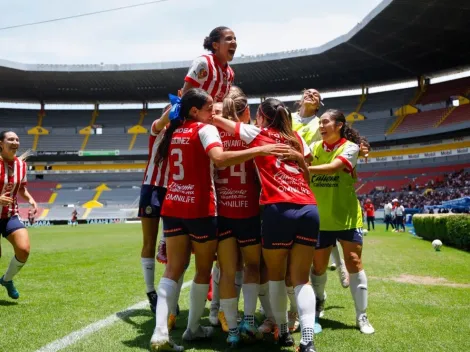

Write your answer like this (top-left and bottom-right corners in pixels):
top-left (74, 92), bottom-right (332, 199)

top-left (222, 86), bottom-right (248, 122)
top-left (155, 88), bottom-right (210, 164)
top-left (0, 130), bottom-right (30, 160)
top-left (203, 26), bottom-right (230, 53)
top-left (323, 109), bottom-right (370, 148)
top-left (296, 88), bottom-right (321, 114)
top-left (258, 98), bottom-right (301, 153)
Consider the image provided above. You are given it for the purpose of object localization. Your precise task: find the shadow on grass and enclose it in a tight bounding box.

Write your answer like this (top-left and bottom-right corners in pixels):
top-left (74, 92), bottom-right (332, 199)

top-left (0, 299), bottom-right (18, 306)
top-left (117, 307), bottom-right (293, 351)
top-left (318, 317), bottom-right (357, 331)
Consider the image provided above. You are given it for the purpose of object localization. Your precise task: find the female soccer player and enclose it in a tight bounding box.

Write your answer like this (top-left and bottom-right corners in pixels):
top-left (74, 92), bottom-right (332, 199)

top-left (303, 109), bottom-right (375, 335)
top-left (138, 105), bottom-right (172, 314)
top-left (214, 98), bottom-right (320, 352)
top-left (182, 26), bottom-right (236, 102)
top-left (0, 131), bottom-right (37, 300)
top-left (214, 87), bottom-right (265, 345)
top-left (149, 89), bottom-right (289, 351)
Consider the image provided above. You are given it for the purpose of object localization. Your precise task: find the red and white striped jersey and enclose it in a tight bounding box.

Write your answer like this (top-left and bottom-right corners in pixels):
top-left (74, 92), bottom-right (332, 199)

top-left (142, 121), bottom-right (170, 188)
top-left (215, 129), bottom-right (260, 219)
top-left (0, 157), bottom-right (27, 219)
top-left (185, 54), bottom-right (235, 103)
top-left (235, 123), bottom-right (316, 206)
top-left (161, 120), bottom-right (223, 219)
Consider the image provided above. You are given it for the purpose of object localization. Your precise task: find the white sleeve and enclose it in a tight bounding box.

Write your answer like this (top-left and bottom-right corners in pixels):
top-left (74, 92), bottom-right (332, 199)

top-left (337, 142), bottom-right (359, 172)
top-left (185, 56), bottom-right (209, 88)
top-left (235, 123), bottom-right (261, 145)
top-left (198, 124), bottom-right (223, 153)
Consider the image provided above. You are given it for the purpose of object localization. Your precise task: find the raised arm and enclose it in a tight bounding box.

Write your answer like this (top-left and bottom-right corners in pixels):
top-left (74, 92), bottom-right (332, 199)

top-left (212, 116), bottom-right (237, 135)
top-left (208, 145), bottom-right (290, 168)
top-left (308, 159), bottom-right (345, 175)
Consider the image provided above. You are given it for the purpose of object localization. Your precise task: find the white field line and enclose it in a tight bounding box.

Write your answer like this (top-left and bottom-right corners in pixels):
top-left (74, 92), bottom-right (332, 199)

top-left (35, 280), bottom-right (193, 352)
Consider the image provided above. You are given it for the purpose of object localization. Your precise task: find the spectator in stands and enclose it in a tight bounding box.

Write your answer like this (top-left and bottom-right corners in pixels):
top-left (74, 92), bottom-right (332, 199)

top-left (363, 199), bottom-right (375, 231)
top-left (384, 201), bottom-right (394, 231)
top-left (0, 131), bottom-right (37, 300)
top-left (182, 26), bottom-right (236, 102)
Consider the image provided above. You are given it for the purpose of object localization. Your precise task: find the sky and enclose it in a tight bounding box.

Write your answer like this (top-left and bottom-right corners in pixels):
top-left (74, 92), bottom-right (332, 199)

top-left (0, 0), bottom-right (384, 65)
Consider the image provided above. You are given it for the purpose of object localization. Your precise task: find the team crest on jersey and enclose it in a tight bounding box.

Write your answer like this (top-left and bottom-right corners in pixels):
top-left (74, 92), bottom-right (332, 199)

top-left (198, 67), bottom-right (208, 79)
top-left (145, 206), bottom-right (152, 215)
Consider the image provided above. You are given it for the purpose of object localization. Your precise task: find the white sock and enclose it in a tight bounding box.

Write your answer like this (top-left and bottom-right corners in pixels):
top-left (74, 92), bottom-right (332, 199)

top-left (330, 245), bottom-right (341, 267)
top-left (220, 297), bottom-right (239, 331)
top-left (235, 271), bottom-right (243, 300)
top-left (269, 280), bottom-right (288, 328)
top-left (349, 270), bottom-right (368, 319)
top-left (211, 265), bottom-right (220, 310)
top-left (154, 278), bottom-right (177, 340)
top-left (170, 271), bottom-right (185, 315)
top-left (310, 272), bottom-right (327, 301)
top-left (141, 258), bottom-right (155, 293)
top-left (3, 256), bottom-right (26, 282)
top-left (259, 282), bottom-right (274, 319)
top-left (287, 286), bottom-right (297, 312)
top-left (295, 284), bottom-right (316, 345)
top-left (187, 282), bottom-right (209, 333)
top-left (242, 283), bottom-right (259, 326)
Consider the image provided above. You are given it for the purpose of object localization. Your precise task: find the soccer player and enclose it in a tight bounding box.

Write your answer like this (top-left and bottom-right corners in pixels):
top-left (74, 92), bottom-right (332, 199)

top-left (0, 131), bottom-right (37, 300)
top-left (290, 89), bottom-right (349, 335)
top-left (28, 208), bottom-right (35, 226)
top-left (214, 98), bottom-right (320, 352)
top-left (395, 201), bottom-right (406, 232)
top-left (182, 26), bottom-right (236, 102)
top-left (214, 87), bottom-right (264, 345)
top-left (303, 109), bottom-right (375, 334)
top-left (364, 199), bottom-right (375, 231)
top-left (149, 89), bottom-right (289, 351)
top-left (138, 105), bottom-right (173, 315)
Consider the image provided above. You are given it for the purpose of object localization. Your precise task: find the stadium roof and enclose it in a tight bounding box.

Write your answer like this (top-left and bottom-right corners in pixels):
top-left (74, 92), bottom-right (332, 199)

top-left (1, 0), bottom-right (470, 104)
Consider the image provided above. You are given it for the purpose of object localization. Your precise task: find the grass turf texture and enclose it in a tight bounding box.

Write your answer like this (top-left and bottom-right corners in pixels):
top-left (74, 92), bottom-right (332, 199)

top-left (0, 224), bottom-right (469, 352)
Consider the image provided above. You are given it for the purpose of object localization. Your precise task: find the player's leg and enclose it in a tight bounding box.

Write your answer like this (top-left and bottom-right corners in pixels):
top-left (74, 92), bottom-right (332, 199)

top-left (208, 261), bottom-right (220, 326)
top-left (261, 204), bottom-right (296, 347)
top-left (217, 219), bottom-right (240, 346)
top-left (182, 217), bottom-right (218, 342)
top-left (330, 243), bottom-right (349, 288)
top-left (290, 204), bottom-right (319, 352)
top-left (150, 217), bottom-right (189, 351)
top-left (339, 231), bottom-right (374, 334)
top-left (235, 216), bottom-right (263, 341)
top-left (310, 232), bottom-right (335, 319)
top-left (371, 216), bottom-right (375, 230)
top-left (285, 259), bottom-right (299, 333)
top-left (1, 222), bottom-right (30, 299)
top-left (258, 255), bottom-right (275, 333)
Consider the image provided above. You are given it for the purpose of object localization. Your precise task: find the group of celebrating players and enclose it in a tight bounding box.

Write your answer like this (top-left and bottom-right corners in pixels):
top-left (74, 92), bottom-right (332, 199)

top-left (140, 26), bottom-right (375, 352)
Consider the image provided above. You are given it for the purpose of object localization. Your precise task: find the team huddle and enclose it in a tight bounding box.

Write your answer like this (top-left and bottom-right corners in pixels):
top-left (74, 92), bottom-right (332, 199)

top-left (140, 27), bottom-right (374, 352)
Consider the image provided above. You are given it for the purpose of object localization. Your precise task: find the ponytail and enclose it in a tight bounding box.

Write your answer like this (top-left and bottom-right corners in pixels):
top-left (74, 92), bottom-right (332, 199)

top-left (222, 97), bottom-right (239, 122)
top-left (155, 119), bottom-right (182, 165)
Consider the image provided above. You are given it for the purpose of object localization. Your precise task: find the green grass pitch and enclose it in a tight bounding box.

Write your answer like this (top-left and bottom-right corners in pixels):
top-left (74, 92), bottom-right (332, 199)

top-left (0, 223), bottom-right (469, 352)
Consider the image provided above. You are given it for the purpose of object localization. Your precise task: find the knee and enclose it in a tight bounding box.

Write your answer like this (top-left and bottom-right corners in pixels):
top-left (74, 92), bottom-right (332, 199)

top-left (16, 244), bottom-right (30, 262)
top-left (165, 261), bottom-right (185, 282)
top-left (344, 252), bottom-right (362, 272)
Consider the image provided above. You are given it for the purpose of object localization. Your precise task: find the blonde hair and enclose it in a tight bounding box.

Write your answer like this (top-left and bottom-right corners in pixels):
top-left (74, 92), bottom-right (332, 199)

top-left (222, 86), bottom-right (248, 122)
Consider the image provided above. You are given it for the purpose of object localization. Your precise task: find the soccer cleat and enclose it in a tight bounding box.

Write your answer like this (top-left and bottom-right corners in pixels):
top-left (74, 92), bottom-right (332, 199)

top-left (258, 317), bottom-right (275, 334)
top-left (239, 319), bottom-right (263, 342)
top-left (338, 259), bottom-right (350, 288)
top-left (218, 311), bottom-right (229, 332)
top-left (316, 297), bottom-right (325, 318)
top-left (168, 314), bottom-right (177, 332)
top-left (357, 314), bottom-right (375, 334)
top-left (0, 276), bottom-right (19, 299)
top-left (226, 332), bottom-right (241, 347)
top-left (314, 317), bottom-right (323, 334)
top-left (182, 325), bottom-right (214, 341)
top-left (288, 311), bottom-right (300, 333)
top-left (147, 291), bottom-right (158, 314)
top-left (208, 307), bottom-right (220, 326)
top-left (296, 341), bottom-right (317, 352)
top-left (150, 337), bottom-right (184, 351)
top-left (273, 325), bottom-right (294, 347)
top-left (156, 240), bottom-right (167, 264)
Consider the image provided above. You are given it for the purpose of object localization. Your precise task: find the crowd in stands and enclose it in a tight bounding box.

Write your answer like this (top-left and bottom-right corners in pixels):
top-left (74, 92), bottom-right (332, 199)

top-left (358, 169), bottom-right (470, 212)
